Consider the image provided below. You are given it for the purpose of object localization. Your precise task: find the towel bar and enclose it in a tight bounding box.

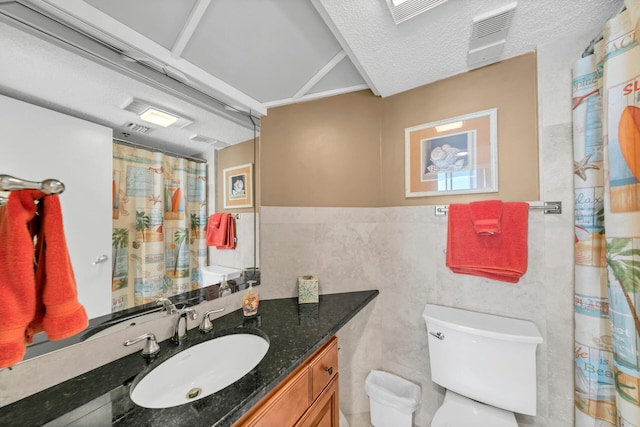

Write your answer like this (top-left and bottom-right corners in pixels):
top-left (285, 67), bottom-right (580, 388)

top-left (434, 201), bottom-right (562, 216)
top-left (0, 174), bottom-right (65, 195)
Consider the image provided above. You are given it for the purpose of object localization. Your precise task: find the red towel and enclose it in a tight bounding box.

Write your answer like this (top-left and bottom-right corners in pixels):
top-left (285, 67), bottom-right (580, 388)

top-left (469, 200), bottom-right (503, 235)
top-left (446, 202), bottom-right (529, 283)
top-left (31, 194), bottom-right (88, 341)
top-left (206, 213), bottom-right (236, 249)
top-left (0, 190), bottom-right (88, 368)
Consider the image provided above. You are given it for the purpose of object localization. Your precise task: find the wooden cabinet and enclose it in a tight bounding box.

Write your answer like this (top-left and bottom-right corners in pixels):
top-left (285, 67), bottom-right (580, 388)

top-left (296, 376), bottom-right (338, 427)
top-left (234, 336), bottom-right (339, 427)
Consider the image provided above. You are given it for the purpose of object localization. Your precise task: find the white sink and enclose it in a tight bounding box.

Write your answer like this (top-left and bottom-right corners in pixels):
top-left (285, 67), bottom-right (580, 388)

top-left (130, 332), bottom-right (269, 409)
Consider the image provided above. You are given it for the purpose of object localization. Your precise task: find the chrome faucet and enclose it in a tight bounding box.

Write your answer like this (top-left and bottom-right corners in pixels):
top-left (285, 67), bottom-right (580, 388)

top-left (156, 297), bottom-right (179, 315)
top-left (172, 307), bottom-right (198, 344)
top-left (199, 308), bottom-right (225, 333)
top-left (123, 332), bottom-right (160, 358)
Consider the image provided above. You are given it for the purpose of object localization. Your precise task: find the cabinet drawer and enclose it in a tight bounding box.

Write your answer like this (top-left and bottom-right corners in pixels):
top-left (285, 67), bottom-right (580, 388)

top-left (310, 337), bottom-right (338, 401)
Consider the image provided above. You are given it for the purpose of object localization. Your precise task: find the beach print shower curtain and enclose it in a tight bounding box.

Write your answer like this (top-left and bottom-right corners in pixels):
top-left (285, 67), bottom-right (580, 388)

top-left (574, 4), bottom-right (640, 425)
top-left (111, 143), bottom-right (207, 312)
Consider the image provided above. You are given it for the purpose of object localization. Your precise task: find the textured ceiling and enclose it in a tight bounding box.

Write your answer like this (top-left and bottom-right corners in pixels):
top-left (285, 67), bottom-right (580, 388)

top-left (0, 0), bottom-right (625, 156)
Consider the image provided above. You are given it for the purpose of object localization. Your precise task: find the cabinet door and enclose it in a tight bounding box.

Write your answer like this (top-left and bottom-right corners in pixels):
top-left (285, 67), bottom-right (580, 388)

top-left (238, 368), bottom-right (310, 427)
top-left (296, 375), bottom-right (339, 427)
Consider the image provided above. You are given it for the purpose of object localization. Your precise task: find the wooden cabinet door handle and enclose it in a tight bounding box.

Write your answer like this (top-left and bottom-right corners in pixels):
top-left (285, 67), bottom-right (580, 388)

top-left (325, 366), bottom-right (333, 375)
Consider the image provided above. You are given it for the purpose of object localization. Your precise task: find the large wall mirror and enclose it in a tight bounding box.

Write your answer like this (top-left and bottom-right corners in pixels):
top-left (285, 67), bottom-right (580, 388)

top-left (19, 134), bottom-right (260, 361)
top-left (0, 2), bottom-right (261, 364)
top-left (0, 62), bottom-right (261, 364)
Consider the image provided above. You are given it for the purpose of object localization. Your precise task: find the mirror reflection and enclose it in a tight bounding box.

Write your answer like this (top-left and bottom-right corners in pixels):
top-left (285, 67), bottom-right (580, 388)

top-left (20, 136), bottom-right (260, 362)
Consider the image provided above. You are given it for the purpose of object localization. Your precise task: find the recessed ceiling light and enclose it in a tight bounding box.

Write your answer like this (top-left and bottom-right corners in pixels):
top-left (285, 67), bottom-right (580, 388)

top-left (139, 108), bottom-right (179, 127)
top-left (391, 0), bottom-right (409, 5)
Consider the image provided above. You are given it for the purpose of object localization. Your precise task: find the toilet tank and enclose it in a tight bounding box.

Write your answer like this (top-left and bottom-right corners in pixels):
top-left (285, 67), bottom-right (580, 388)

top-left (422, 304), bottom-right (543, 416)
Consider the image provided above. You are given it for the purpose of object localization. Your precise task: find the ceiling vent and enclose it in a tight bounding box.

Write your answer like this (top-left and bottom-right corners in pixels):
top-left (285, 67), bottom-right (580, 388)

top-left (467, 2), bottom-right (517, 69)
top-left (211, 141), bottom-right (230, 150)
top-left (190, 135), bottom-right (230, 150)
top-left (121, 98), bottom-right (193, 128)
top-left (190, 134), bottom-right (214, 144)
top-left (123, 122), bottom-right (152, 134)
top-left (385, 0), bottom-right (449, 25)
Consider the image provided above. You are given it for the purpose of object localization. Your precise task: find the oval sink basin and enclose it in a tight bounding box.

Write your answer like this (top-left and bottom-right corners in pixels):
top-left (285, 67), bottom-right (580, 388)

top-left (130, 331), bottom-right (269, 408)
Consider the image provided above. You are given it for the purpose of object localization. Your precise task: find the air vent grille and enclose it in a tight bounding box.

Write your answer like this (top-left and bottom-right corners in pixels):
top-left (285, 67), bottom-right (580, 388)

top-left (190, 134), bottom-right (213, 143)
top-left (211, 141), bottom-right (230, 150)
top-left (385, 0), bottom-right (448, 25)
top-left (123, 122), bottom-right (152, 134)
top-left (122, 99), bottom-right (149, 115)
top-left (468, 2), bottom-right (517, 68)
top-left (472, 9), bottom-right (516, 39)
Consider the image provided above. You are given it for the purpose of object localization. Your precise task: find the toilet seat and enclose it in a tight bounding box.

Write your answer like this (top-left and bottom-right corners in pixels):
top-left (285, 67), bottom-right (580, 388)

top-left (431, 390), bottom-right (518, 427)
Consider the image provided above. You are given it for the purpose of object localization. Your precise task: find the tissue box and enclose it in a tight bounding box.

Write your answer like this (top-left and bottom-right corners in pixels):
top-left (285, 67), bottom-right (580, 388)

top-left (298, 275), bottom-right (319, 304)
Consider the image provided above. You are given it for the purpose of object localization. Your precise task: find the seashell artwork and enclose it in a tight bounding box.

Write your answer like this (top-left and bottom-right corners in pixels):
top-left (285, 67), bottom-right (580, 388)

top-left (426, 144), bottom-right (467, 173)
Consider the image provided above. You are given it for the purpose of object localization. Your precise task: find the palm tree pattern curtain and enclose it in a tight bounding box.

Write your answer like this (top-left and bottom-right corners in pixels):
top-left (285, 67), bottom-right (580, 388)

top-left (111, 143), bottom-right (207, 312)
top-left (573, 5), bottom-right (640, 425)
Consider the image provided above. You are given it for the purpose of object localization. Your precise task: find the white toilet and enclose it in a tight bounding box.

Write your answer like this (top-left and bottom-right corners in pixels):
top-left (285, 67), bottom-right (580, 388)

top-left (422, 304), bottom-right (543, 426)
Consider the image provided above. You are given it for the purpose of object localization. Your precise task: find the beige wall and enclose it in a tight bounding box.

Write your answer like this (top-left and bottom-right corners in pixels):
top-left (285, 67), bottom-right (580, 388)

top-left (261, 52), bottom-right (539, 207)
top-left (381, 51), bottom-right (539, 206)
top-left (217, 137), bottom-right (260, 212)
top-left (261, 90), bottom-right (382, 207)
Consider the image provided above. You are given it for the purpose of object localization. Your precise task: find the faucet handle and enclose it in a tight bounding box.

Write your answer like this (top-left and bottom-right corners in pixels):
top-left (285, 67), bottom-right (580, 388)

top-left (156, 297), bottom-right (178, 315)
top-left (199, 308), bottom-right (225, 333)
top-left (181, 306), bottom-right (199, 320)
top-left (123, 333), bottom-right (160, 357)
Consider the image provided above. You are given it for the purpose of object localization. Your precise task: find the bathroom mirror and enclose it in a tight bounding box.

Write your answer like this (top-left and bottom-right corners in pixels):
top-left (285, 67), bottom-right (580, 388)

top-left (23, 139), bottom-right (260, 360)
top-left (0, 2), bottom-right (261, 364)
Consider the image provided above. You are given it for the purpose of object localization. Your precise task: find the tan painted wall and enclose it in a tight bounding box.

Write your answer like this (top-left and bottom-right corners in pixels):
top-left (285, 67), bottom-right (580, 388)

top-left (216, 137), bottom-right (260, 212)
top-left (261, 51), bottom-right (539, 207)
top-left (261, 91), bottom-right (382, 206)
top-left (381, 51), bottom-right (539, 206)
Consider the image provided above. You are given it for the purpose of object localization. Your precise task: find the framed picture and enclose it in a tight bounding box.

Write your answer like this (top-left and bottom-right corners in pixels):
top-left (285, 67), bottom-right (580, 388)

top-left (223, 163), bottom-right (253, 209)
top-left (405, 108), bottom-right (498, 197)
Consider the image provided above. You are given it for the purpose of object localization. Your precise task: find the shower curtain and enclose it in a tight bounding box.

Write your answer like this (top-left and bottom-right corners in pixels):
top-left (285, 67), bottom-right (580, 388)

top-left (111, 143), bottom-right (207, 312)
top-left (573, 4), bottom-right (640, 426)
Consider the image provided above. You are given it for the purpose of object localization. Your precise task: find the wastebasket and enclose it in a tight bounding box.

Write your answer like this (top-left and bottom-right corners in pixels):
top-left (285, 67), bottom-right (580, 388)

top-left (365, 370), bottom-right (421, 427)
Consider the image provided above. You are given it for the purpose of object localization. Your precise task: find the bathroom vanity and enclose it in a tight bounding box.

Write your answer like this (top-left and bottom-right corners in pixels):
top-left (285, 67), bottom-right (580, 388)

top-left (234, 336), bottom-right (339, 426)
top-left (0, 290), bottom-right (378, 427)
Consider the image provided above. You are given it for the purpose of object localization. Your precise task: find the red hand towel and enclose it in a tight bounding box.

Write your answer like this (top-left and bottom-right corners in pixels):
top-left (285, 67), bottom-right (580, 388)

top-left (446, 202), bottom-right (529, 283)
top-left (224, 216), bottom-right (236, 250)
top-left (0, 191), bottom-right (88, 368)
top-left (30, 194), bottom-right (88, 341)
top-left (206, 213), bottom-right (229, 247)
top-left (206, 213), bottom-right (237, 250)
top-left (0, 191), bottom-right (37, 367)
top-left (469, 200), bottom-right (503, 235)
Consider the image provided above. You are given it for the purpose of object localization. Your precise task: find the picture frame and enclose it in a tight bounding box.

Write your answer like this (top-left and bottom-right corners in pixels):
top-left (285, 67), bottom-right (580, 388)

top-left (223, 163), bottom-right (253, 209)
top-left (405, 108), bottom-right (498, 197)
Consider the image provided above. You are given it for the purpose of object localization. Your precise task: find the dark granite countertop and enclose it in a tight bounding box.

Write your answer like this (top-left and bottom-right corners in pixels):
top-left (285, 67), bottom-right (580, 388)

top-left (0, 290), bottom-right (378, 427)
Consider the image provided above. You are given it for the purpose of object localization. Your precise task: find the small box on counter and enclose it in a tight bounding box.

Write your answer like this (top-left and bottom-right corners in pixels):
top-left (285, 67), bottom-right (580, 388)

top-left (298, 275), bottom-right (319, 304)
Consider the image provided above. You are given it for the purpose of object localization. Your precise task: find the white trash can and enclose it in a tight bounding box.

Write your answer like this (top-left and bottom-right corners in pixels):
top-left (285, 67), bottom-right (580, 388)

top-left (365, 370), bottom-right (422, 427)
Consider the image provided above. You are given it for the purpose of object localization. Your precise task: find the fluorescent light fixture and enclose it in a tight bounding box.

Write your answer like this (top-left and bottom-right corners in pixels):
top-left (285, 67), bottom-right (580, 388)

top-left (139, 108), bottom-right (180, 127)
top-left (435, 121), bottom-right (463, 132)
top-left (392, 0), bottom-right (409, 5)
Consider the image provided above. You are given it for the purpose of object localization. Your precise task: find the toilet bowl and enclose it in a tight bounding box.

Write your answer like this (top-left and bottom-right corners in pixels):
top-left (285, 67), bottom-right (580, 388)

top-left (422, 303), bottom-right (543, 426)
top-left (431, 390), bottom-right (517, 427)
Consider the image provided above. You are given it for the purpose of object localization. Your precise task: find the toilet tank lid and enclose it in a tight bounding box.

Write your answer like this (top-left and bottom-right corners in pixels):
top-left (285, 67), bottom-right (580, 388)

top-left (423, 304), bottom-right (543, 344)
